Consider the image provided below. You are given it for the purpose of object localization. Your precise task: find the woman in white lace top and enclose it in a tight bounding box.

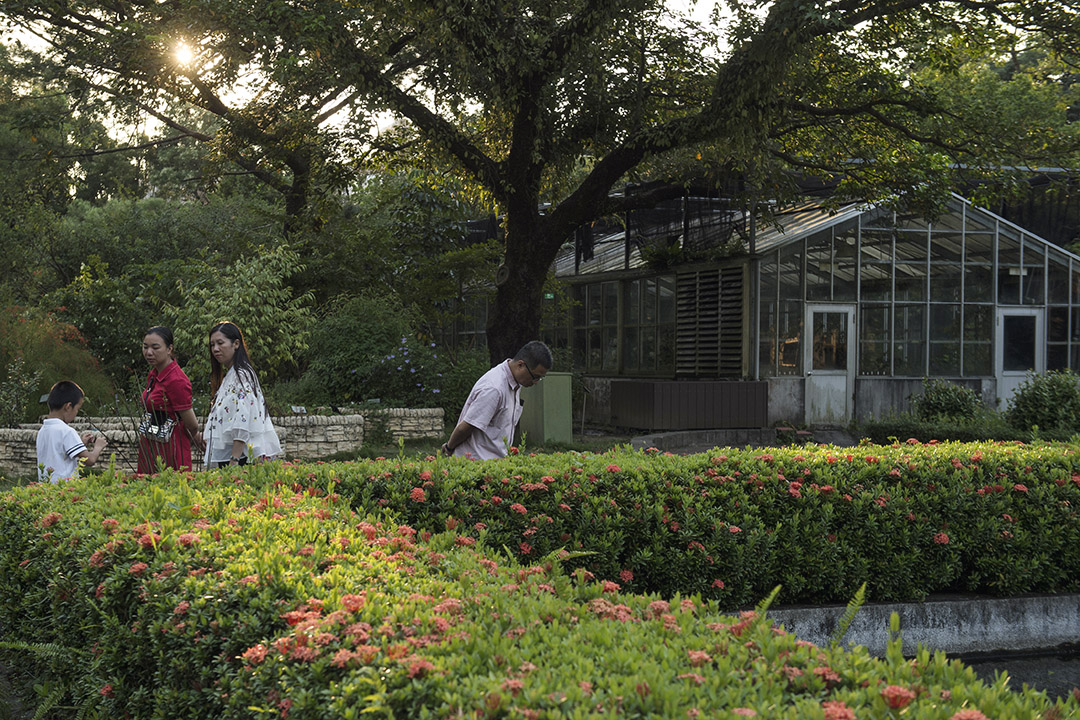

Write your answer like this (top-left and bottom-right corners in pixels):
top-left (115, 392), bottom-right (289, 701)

top-left (202, 322), bottom-right (282, 468)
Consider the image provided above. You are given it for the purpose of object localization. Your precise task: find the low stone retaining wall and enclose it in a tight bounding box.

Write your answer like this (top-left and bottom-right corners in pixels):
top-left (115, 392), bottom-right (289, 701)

top-left (0, 409), bottom-right (443, 478)
top-left (769, 593), bottom-right (1080, 656)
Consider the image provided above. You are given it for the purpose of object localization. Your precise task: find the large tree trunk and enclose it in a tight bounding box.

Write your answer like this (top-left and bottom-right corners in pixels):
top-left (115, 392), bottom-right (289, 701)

top-left (485, 203), bottom-right (555, 365)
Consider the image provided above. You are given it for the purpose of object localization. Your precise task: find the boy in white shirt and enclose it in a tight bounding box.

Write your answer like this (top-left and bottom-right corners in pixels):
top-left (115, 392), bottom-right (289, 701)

top-left (36, 381), bottom-right (108, 483)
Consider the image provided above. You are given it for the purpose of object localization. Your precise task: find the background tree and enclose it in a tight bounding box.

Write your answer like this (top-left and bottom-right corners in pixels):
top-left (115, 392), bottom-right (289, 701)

top-left (4, 1), bottom-right (1080, 362)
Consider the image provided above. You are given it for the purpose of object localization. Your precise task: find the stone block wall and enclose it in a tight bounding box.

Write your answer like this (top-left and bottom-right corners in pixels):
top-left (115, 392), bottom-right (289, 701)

top-left (0, 408), bottom-right (444, 479)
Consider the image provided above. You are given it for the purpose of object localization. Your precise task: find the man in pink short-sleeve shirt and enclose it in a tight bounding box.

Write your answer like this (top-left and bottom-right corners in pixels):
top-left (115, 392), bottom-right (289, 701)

top-left (441, 341), bottom-right (552, 460)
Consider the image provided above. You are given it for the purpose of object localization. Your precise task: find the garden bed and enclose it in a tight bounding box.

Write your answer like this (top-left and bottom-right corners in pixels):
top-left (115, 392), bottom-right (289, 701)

top-left (1, 443), bottom-right (1079, 718)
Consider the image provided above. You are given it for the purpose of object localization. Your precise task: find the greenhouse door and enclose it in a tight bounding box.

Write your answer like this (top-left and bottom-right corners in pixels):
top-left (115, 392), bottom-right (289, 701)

top-left (996, 308), bottom-right (1043, 407)
top-left (805, 304), bottom-right (856, 426)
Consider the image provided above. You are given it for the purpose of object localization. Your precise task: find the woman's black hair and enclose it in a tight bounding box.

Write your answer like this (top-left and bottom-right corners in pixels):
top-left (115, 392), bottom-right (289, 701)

top-left (208, 321), bottom-right (260, 398)
top-left (145, 326), bottom-right (174, 347)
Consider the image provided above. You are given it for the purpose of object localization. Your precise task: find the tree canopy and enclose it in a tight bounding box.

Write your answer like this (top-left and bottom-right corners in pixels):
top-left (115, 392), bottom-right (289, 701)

top-left (3, 0), bottom-right (1080, 359)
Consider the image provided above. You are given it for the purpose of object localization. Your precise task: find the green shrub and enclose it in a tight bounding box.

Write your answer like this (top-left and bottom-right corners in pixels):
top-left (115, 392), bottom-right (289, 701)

top-left (0, 357), bottom-right (42, 427)
top-left (910, 378), bottom-right (981, 421)
top-left (0, 305), bottom-right (115, 421)
top-left (1, 461), bottom-right (1076, 719)
top-left (858, 408), bottom-right (1026, 444)
top-left (298, 293), bottom-right (416, 404)
top-left (1007, 369), bottom-right (1080, 434)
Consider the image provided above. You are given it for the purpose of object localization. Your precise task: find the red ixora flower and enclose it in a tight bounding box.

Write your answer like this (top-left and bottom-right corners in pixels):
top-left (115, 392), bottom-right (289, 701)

top-left (128, 561), bottom-right (148, 575)
top-left (1013, 483), bottom-right (1028, 493)
top-left (933, 532), bottom-right (950, 545)
top-left (510, 503), bottom-right (527, 515)
top-left (881, 684), bottom-right (916, 709)
top-left (606, 464), bottom-right (621, 473)
top-left (409, 487), bottom-right (427, 503)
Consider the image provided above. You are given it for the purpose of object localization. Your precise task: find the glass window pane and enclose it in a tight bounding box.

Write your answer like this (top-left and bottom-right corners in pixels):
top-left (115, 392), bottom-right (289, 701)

top-left (812, 312), bottom-right (848, 371)
top-left (930, 264), bottom-right (962, 302)
top-left (861, 230), bottom-right (893, 263)
top-left (999, 231), bottom-right (1021, 266)
top-left (627, 280), bottom-right (641, 325)
top-left (572, 285), bottom-right (586, 326)
top-left (588, 285), bottom-right (602, 325)
top-left (861, 207), bottom-right (894, 229)
top-left (641, 278), bottom-right (656, 323)
top-left (895, 231), bottom-right (928, 262)
top-left (641, 327), bottom-right (657, 371)
top-left (603, 282), bottom-right (618, 325)
top-left (759, 297), bottom-right (777, 377)
top-left (893, 304), bottom-right (926, 376)
top-left (930, 232), bottom-right (963, 262)
top-left (806, 231), bottom-right (832, 301)
top-left (964, 207), bottom-right (996, 232)
top-left (658, 325), bottom-right (675, 370)
top-left (895, 210), bottom-right (929, 231)
top-left (1049, 307), bottom-right (1069, 343)
top-left (602, 327), bottom-right (618, 371)
top-left (1003, 315), bottom-right (1036, 372)
top-left (778, 301), bottom-right (802, 375)
top-left (622, 327), bottom-right (639, 371)
top-left (965, 265), bottom-right (992, 302)
top-left (1022, 266), bottom-right (1045, 305)
top-left (861, 263), bottom-right (892, 302)
top-left (963, 342), bottom-right (991, 376)
top-left (998, 266), bottom-right (1022, 305)
top-left (965, 234), bottom-right (994, 265)
top-left (931, 212), bottom-right (964, 231)
top-left (964, 305), bottom-right (992, 342)
top-left (860, 305), bottom-right (890, 375)
top-left (1048, 343), bottom-right (1068, 371)
top-left (930, 342), bottom-right (960, 375)
top-left (587, 329), bottom-right (601, 369)
top-left (1049, 254), bottom-right (1070, 304)
top-left (930, 304), bottom-right (961, 341)
top-left (659, 276), bottom-right (676, 323)
top-left (573, 329), bottom-right (586, 369)
top-left (895, 263), bottom-right (927, 301)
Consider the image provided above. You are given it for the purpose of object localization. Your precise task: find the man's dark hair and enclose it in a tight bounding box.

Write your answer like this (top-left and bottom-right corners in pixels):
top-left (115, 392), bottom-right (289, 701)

top-left (513, 341), bottom-right (553, 371)
top-left (47, 381), bottom-right (85, 410)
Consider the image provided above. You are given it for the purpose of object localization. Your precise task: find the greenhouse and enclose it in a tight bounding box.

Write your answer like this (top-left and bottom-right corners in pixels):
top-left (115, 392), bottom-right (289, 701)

top-left (544, 193), bottom-right (1080, 428)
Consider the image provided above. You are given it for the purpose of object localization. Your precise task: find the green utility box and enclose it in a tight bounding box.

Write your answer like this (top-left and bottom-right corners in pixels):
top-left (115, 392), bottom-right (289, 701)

top-left (518, 372), bottom-right (573, 447)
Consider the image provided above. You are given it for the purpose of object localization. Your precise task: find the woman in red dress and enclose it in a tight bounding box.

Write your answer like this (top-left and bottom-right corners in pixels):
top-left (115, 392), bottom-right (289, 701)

top-left (137, 326), bottom-right (205, 473)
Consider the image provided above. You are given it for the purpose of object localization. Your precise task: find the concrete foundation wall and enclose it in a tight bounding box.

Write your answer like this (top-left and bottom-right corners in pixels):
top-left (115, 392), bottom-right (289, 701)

top-left (0, 409), bottom-right (443, 478)
top-left (767, 377), bottom-right (804, 426)
top-left (770, 594), bottom-right (1080, 656)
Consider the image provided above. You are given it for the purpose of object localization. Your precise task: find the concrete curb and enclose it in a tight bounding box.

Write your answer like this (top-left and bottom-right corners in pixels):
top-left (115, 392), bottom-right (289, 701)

top-left (769, 593), bottom-right (1080, 656)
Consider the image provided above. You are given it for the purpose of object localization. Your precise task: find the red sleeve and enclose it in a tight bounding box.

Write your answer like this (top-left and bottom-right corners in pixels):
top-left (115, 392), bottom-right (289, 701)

top-left (159, 366), bottom-right (193, 412)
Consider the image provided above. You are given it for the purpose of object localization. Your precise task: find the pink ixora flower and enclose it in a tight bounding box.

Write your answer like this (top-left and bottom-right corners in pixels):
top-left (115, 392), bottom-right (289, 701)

top-left (409, 487), bottom-right (427, 503)
top-left (732, 709), bottom-right (757, 717)
top-left (619, 569), bottom-right (634, 582)
top-left (729, 526), bottom-right (742, 534)
top-left (950, 710), bottom-right (989, 720)
top-left (687, 650), bottom-right (712, 667)
top-left (606, 464), bottom-right (621, 473)
top-left (821, 700), bottom-right (855, 720)
top-left (510, 503), bottom-right (527, 515)
top-left (601, 580), bottom-right (620, 593)
top-left (128, 561), bottom-right (148, 575)
top-left (933, 532), bottom-right (950, 545)
top-left (881, 684), bottom-right (916, 709)
top-left (177, 533), bottom-right (200, 547)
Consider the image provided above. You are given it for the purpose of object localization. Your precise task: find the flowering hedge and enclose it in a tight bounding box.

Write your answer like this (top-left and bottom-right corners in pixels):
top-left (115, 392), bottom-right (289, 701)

top-left (1, 462), bottom-right (1077, 719)
top-left (328, 440), bottom-right (1080, 605)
